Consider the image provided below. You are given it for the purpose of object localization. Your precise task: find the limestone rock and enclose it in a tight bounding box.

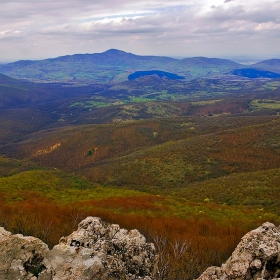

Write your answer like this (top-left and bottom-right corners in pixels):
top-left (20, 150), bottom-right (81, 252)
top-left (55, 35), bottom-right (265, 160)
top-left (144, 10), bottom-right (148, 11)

top-left (0, 217), bottom-right (156, 280)
top-left (0, 217), bottom-right (156, 279)
top-left (41, 216), bottom-right (156, 280)
top-left (0, 227), bottom-right (49, 280)
top-left (197, 222), bottom-right (280, 280)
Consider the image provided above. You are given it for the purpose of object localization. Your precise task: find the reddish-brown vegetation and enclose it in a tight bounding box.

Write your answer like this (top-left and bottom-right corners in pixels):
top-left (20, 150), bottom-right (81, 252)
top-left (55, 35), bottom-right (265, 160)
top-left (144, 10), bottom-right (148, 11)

top-left (0, 198), bottom-right (250, 279)
top-left (78, 195), bottom-right (169, 212)
top-left (1, 106), bottom-right (280, 279)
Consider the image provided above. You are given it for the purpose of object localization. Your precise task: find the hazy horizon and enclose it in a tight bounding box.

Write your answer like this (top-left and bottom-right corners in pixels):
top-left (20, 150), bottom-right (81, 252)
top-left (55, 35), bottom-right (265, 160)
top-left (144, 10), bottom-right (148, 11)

top-left (0, 49), bottom-right (277, 65)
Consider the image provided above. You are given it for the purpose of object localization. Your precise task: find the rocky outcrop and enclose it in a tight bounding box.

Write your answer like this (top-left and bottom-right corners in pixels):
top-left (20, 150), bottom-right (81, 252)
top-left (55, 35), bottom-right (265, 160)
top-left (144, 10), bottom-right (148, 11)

top-left (0, 217), bottom-right (156, 280)
top-left (0, 227), bottom-right (49, 280)
top-left (4, 219), bottom-right (280, 280)
top-left (197, 222), bottom-right (280, 280)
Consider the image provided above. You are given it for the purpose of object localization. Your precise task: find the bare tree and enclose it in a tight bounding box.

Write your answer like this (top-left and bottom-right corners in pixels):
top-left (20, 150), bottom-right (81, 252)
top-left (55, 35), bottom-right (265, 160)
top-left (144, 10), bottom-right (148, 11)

top-left (69, 208), bottom-right (85, 230)
top-left (154, 235), bottom-right (190, 280)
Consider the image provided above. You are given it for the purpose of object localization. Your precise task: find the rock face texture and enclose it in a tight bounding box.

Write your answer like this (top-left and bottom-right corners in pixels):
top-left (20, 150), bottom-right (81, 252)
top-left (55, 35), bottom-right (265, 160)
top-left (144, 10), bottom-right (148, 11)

top-left (0, 227), bottom-right (49, 280)
top-left (0, 217), bottom-right (156, 280)
top-left (41, 216), bottom-right (156, 280)
top-left (197, 222), bottom-right (280, 280)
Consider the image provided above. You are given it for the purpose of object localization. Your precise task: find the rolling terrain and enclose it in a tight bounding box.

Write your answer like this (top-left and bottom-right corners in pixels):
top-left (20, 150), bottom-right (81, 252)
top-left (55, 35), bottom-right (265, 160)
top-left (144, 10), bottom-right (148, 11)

top-left (3, 114), bottom-right (279, 202)
top-left (1, 109), bottom-right (280, 279)
top-left (1, 51), bottom-right (280, 279)
top-left (0, 49), bottom-right (279, 86)
top-left (0, 49), bottom-right (243, 83)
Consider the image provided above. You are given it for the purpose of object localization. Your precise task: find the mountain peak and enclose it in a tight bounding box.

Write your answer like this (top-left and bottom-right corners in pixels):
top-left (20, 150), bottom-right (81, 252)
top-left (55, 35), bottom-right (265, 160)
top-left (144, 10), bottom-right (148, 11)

top-left (102, 49), bottom-right (131, 55)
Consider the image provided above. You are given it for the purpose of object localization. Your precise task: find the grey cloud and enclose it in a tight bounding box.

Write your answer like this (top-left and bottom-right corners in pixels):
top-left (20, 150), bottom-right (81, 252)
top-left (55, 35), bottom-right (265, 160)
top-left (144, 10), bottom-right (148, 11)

top-left (0, 0), bottom-right (280, 61)
top-left (200, 2), bottom-right (280, 24)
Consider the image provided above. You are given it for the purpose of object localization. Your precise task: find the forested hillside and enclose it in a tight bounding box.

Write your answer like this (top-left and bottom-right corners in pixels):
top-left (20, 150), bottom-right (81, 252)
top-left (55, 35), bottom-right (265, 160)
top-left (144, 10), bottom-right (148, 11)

top-left (1, 52), bottom-right (280, 279)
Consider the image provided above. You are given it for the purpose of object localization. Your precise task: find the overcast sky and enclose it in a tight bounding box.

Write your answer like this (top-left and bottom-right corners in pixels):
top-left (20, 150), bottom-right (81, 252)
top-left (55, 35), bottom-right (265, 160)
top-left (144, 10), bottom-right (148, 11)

top-left (0, 0), bottom-right (280, 62)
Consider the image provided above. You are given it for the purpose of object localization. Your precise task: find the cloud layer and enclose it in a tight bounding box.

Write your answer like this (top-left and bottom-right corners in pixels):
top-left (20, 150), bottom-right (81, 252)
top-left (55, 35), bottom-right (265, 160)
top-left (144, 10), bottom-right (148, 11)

top-left (0, 0), bottom-right (279, 61)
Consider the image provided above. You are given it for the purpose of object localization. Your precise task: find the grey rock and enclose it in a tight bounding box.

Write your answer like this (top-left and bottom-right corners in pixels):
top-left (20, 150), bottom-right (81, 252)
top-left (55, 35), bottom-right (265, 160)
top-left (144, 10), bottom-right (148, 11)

top-left (0, 227), bottom-right (49, 280)
top-left (0, 217), bottom-right (156, 280)
top-left (41, 216), bottom-right (156, 280)
top-left (197, 222), bottom-right (280, 280)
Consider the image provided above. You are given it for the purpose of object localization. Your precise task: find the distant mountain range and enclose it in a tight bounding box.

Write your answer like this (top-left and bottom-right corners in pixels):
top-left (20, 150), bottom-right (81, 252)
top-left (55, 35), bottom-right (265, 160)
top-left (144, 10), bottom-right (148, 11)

top-left (0, 49), bottom-right (279, 84)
